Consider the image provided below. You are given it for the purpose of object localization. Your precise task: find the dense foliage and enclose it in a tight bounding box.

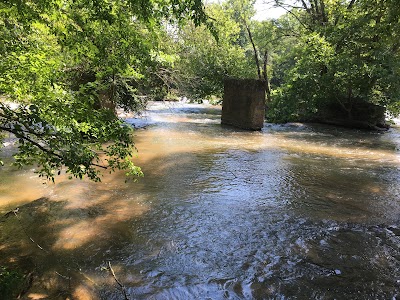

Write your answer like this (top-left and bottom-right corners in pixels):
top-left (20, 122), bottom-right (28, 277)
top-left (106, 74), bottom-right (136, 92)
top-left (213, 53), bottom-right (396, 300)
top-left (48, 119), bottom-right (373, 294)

top-left (168, 0), bottom-right (400, 122)
top-left (1, 0), bottom-right (399, 180)
top-left (268, 0), bottom-right (400, 122)
top-left (0, 0), bottom-right (209, 181)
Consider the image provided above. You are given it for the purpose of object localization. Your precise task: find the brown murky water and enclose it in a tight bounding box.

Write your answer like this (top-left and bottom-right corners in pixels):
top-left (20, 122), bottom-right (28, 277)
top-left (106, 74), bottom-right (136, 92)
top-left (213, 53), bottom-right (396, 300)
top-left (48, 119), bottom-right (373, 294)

top-left (1, 102), bottom-right (400, 299)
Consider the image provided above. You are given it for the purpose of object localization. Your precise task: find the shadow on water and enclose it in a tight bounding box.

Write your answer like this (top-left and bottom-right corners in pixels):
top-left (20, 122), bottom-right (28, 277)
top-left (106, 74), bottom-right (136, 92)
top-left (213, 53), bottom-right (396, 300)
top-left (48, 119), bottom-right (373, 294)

top-left (1, 102), bottom-right (400, 299)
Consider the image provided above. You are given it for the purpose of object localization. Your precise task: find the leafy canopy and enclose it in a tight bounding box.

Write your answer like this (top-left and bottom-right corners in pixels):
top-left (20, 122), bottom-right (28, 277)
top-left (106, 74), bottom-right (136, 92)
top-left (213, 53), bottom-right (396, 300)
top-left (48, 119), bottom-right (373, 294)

top-left (268, 0), bottom-right (400, 122)
top-left (0, 0), bottom-right (210, 181)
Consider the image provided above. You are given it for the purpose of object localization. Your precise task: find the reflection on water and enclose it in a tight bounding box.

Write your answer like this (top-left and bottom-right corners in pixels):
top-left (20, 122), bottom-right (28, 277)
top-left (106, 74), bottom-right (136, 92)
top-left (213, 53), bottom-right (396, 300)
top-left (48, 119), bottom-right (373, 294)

top-left (1, 101), bottom-right (399, 299)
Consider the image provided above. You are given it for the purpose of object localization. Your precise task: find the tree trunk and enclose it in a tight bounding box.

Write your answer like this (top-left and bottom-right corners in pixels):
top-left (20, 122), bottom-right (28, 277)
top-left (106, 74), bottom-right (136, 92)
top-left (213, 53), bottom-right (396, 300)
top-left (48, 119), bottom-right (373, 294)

top-left (263, 50), bottom-right (271, 103)
top-left (245, 22), bottom-right (262, 80)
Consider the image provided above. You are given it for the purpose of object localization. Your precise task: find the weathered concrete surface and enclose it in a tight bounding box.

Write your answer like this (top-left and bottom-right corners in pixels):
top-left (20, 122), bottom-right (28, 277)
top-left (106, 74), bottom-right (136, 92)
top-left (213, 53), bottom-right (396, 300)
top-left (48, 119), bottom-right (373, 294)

top-left (221, 79), bottom-right (265, 130)
top-left (315, 100), bottom-right (388, 130)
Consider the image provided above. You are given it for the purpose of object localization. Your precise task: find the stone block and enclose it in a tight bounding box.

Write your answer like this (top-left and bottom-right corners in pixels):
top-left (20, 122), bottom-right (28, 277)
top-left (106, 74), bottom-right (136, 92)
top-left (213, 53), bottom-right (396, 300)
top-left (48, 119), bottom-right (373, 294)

top-left (221, 78), bottom-right (265, 130)
top-left (316, 99), bottom-right (388, 130)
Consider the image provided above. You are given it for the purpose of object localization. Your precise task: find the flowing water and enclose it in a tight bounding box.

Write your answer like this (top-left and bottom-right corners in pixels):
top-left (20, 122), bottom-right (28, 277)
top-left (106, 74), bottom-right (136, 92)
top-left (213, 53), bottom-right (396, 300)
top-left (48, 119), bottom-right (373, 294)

top-left (1, 101), bottom-right (400, 299)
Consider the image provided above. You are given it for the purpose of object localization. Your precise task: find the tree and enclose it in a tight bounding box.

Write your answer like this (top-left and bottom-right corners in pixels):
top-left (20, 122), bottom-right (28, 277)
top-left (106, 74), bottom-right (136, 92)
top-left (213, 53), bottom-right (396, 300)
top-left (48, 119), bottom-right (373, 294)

top-left (225, 0), bottom-right (278, 102)
top-left (175, 2), bottom-right (254, 100)
top-left (267, 0), bottom-right (400, 122)
top-left (0, 0), bottom-right (211, 181)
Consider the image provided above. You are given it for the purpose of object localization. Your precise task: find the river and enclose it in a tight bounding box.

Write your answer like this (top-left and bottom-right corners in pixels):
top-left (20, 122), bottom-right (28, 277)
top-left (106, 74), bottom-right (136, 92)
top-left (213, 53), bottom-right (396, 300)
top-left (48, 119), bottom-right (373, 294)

top-left (1, 101), bottom-right (399, 299)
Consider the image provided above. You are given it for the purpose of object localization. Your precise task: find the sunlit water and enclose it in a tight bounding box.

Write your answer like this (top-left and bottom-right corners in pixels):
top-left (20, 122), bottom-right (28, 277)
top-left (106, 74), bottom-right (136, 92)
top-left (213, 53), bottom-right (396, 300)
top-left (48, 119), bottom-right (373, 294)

top-left (1, 101), bottom-right (400, 299)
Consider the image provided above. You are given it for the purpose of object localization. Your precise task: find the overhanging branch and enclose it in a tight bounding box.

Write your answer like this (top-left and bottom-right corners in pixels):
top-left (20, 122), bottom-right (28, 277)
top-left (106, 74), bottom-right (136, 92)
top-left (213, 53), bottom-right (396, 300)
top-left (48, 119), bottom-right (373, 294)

top-left (0, 125), bottom-right (108, 170)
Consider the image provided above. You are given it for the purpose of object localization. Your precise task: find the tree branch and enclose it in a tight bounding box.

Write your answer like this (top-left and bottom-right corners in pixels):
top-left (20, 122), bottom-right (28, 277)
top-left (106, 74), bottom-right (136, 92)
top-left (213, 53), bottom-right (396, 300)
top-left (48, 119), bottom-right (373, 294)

top-left (300, 0), bottom-right (311, 14)
top-left (108, 262), bottom-right (129, 300)
top-left (245, 22), bottom-right (262, 80)
top-left (0, 125), bottom-right (108, 169)
top-left (347, 0), bottom-right (357, 10)
top-left (279, 4), bottom-right (312, 31)
top-left (319, 0), bottom-right (328, 24)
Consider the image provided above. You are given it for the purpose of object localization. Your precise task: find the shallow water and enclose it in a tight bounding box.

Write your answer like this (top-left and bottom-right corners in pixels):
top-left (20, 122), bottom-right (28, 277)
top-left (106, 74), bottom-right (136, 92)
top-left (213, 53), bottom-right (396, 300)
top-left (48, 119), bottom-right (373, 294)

top-left (1, 101), bottom-right (399, 299)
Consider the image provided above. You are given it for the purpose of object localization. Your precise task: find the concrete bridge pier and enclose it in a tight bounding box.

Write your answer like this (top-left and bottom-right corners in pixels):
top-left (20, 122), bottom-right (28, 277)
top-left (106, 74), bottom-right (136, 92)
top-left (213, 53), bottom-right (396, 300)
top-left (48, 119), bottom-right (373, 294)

top-left (221, 79), bottom-right (265, 131)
